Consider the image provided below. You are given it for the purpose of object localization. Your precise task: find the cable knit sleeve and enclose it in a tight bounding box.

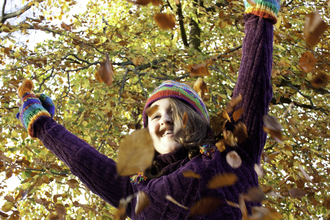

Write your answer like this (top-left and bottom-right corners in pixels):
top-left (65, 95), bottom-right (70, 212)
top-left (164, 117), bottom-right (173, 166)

top-left (33, 116), bottom-right (132, 208)
top-left (231, 14), bottom-right (274, 164)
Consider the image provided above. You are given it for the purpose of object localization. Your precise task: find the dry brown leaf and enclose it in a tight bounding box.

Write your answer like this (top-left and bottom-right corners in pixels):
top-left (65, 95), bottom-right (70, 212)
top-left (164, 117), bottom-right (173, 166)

top-left (145, 105), bottom-right (159, 117)
top-left (99, 53), bottom-right (115, 86)
top-left (299, 52), bottom-right (317, 73)
top-left (207, 173), bottom-right (237, 189)
top-left (182, 112), bottom-right (188, 128)
top-left (251, 207), bottom-right (271, 220)
top-left (188, 64), bottom-right (210, 76)
top-left (223, 130), bottom-right (237, 147)
top-left (254, 164), bottom-right (265, 177)
top-left (215, 139), bottom-right (226, 152)
top-left (311, 72), bottom-right (330, 89)
top-left (67, 179), bottom-right (79, 189)
top-left (165, 195), bottom-right (189, 210)
top-left (129, 0), bottom-right (151, 5)
top-left (226, 94), bottom-right (242, 113)
top-left (289, 188), bottom-right (306, 198)
top-left (4, 196), bottom-right (14, 203)
top-left (219, 11), bottom-right (225, 18)
top-left (55, 204), bottom-right (66, 215)
top-left (233, 122), bottom-right (248, 144)
top-left (182, 170), bottom-right (201, 179)
top-left (132, 57), bottom-right (145, 66)
top-left (135, 191), bottom-right (150, 215)
top-left (219, 20), bottom-right (227, 29)
top-left (226, 200), bottom-right (239, 208)
top-left (116, 129), bottom-right (154, 176)
top-left (114, 199), bottom-right (127, 220)
top-left (226, 151), bottom-right (242, 169)
top-left (298, 164), bottom-right (312, 182)
top-left (266, 207), bottom-right (283, 220)
top-left (60, 22), bottom-right (71, 31)
top-left (94, 71), bottom-right (103, 83)
top-left (304, 11), bottom-right (328, 47)
top-left (193, 77), bottom-right (208, 98)
top-left (154, 13), bottom-right (175, 29)
top-left (189, 197), bottom-right (222, 217)
top-left (233, 108), bottom-right (244, 122)
top-left (151, 0), bottom-right (163, 5)
top-left (246, 187), bottom-right (265, 202)
top-left (323, 197), bottom-right (330, 210)
top-left (118, 41), bottom-right (129, 46)
top-left (239, 195), bottom-right (248, 220)
top-left (210, 112), bottom-right (228, 136)
top-left (263, 115), bottom-right (283, 143)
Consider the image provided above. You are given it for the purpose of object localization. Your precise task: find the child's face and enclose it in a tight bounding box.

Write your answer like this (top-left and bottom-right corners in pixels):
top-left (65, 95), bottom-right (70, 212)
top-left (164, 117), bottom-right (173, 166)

top-left (147, 98), bottom-right (182, 154)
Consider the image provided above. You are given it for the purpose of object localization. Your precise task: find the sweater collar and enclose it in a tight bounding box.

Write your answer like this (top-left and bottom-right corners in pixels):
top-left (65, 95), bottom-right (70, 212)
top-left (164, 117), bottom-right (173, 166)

top-left (155, 147), bottom-right (188, 167)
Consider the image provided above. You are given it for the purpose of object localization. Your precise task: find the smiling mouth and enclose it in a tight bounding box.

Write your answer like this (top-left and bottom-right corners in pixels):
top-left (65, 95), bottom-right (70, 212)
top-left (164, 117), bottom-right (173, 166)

top-left (162, 130), bottom-right (174, 137)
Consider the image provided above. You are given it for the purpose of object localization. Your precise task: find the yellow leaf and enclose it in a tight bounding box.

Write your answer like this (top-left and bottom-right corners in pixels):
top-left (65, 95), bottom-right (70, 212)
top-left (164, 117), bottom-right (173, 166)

top-left (207, 173), bottom-right (237, 189)
top-left (1, 201), bottom-right (14, 212)
top-left (182, 170), bottom-right (201, 179)
top-left (232, 108), bottom-right (244, 122)
top-left (116, 129), bottom-right (154, 176)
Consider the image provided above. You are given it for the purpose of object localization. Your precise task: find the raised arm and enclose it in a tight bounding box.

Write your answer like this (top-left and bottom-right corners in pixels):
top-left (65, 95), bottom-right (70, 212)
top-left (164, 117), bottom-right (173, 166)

top-left (16, 81), bottom-right (131, 208)
top-left (231, 1), bottom-right (280, 163)
top-left (33, 116), bottom-right (131, 208)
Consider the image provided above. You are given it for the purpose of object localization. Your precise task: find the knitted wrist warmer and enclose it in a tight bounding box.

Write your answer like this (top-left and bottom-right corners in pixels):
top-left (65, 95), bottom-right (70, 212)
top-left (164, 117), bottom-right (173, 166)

top-left (16, 80), bottom-right (51, 137)
top-left (36, 93), bottom-right (55, 118)
top-left (244, 0), bottom-right (281, 24)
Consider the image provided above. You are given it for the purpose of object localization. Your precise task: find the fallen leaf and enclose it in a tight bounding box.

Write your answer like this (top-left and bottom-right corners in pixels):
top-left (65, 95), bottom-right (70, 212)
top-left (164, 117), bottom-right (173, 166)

top-left (246, 187), bottom-right (265, 202)
top-left (304, 11), bottom-right (328, 47)
top-left (223, 130), bottom-right (237, 147)
top-left (226, 151), bottom-right (242, 169)
top-left (210, 111), bottom-right (229, 135)
top-left (251, 207), bottom-right (271, 220)
top-left (263, 115), bottom-right (283, 143)
top-left (215, 139), bottom-right (226, 152)
top-left (226, 94), bottom-right (242, 113)
top-left (135, 191), bottom-right (150, 215)
top-left (165, 195), bottom-right (189, 209)
top-left (266, 207), bottom-right (283, 220)
top-left (299, 52), bottom-right (317, 73)
top-left (188, 64), bottom-right (210, 76)
top-left (67, 179), bottom-right (79, 189)
top-left (189, 197), bottom-right (222, 216)
top-left (207, 173), bottom-right (237, 189)
top-left (193, 77), bottom-right (208, 98)
top-left (254, 164), bottom-right (265, 177)
top-left (114, 199), bottom-right (127, 220)
top-left (239, 194), bottom-right (248, 220)
top-left (289, 188), bottom-right (306, 198)
top-left (182, 112), bottom-right (188, 128)
top-left (233, 108), bottom-right (244, 122)
top-left (226, 200), bottom-right (239, 208)
top-left (99, 53), bottom-right (115, 86)
top-left (151, 0), bottom-right (163, 5)
top-left (233, 122), bottom-right (248, 144)
top-left (298, 164), bottom-right (312, 182)
top-left (311, 72), bottom-right (330, 89)
top-left (145, 105), bottom-right (159, 117)
top-left (182, 170), bottom-right (201, 179)
top-left (154, 13), bottom-right (175, 29)
top-left (116, 129), bottom-right (154, 176)
top-left (94, 71), bottom-right (103, 83)
top-left (61, 22), bottom-right (71, 31)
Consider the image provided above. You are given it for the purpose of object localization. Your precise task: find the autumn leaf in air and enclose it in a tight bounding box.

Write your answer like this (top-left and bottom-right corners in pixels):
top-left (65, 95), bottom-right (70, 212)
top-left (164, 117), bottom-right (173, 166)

top-left (311, 72), bottom-right (330, 89)
top-left (193, 77), bottom-right (208, 98)
top-left (298, 52), bottom-right (317, 73)
top-left (226, 94), bottom-right (242, 113)
top-left (99, 53), bottom-right (115, 86)
top-left (226, 151), bottom-right (242, 169)
top-left (189, 197), bottom-right (222, 216)
top-left (233, 122), bottom-right (248, 144)
top-left (263, 115), bottom-right (283, 144)
top-left (232, 108), bottom-right (243, 122)
top-left (182, 170), bottom-right (201, 179)
top-left (135, 191), bottom-right (150, 215)
top-left (116, 129), bottom-right (154, 176)
top-left (129, 0), bottom-right (152, 5)
top-left (304, 11), bottom-right (328, 47)
top-left (151, 0), bottom-right (163, 5)
top-left (207, 173), bottom-right (237, 189)
top-left (154, 13), bottom-right (175, 29)
top-left (60, 22), bottom-right (71, 31)
top-left (188, 64), bottom-right (210, 77)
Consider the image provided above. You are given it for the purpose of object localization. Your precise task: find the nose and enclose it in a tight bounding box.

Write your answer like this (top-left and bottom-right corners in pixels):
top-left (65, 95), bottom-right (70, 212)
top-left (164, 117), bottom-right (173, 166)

top-left (160, 113), bottom-right (173, 125)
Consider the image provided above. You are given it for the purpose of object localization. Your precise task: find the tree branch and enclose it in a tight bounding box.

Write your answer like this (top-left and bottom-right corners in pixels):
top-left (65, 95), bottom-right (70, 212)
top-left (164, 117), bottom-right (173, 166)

top-left (176, 1), bottom-right (188, 47)
top-left (1, 0), bottom-right (42, 23)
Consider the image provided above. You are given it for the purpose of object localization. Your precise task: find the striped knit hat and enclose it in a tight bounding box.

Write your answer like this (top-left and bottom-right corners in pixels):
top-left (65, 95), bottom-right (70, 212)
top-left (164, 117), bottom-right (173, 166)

top-left (143, 80), bottom-right (209, 128)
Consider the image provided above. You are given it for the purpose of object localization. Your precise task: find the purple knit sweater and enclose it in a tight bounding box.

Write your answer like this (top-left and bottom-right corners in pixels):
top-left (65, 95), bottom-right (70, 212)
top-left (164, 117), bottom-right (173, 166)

top-left (33, 14), bottom-right (273, 219)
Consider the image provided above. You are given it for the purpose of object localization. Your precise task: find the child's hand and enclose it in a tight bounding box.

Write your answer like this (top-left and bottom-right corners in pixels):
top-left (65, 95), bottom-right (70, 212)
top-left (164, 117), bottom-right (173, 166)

top-left (16, 80), bottom-right (52, 137)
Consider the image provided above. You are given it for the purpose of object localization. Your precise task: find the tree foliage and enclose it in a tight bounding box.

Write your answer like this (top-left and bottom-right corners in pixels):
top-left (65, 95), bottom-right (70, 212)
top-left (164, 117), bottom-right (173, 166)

top-left (0, 0), bottom-right (330, 219)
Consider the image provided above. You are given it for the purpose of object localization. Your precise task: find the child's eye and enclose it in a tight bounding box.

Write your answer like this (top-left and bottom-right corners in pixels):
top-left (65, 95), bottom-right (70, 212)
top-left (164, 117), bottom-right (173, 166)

top-left (152, 115), bottom-right (160, 120)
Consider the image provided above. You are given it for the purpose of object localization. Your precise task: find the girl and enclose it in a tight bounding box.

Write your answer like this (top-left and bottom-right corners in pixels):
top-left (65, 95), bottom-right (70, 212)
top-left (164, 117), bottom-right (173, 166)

top-left (16, 0), bottom-right (280, 219)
